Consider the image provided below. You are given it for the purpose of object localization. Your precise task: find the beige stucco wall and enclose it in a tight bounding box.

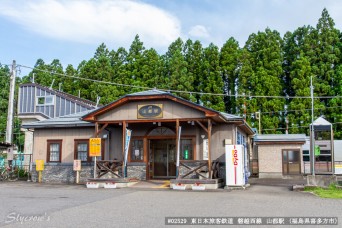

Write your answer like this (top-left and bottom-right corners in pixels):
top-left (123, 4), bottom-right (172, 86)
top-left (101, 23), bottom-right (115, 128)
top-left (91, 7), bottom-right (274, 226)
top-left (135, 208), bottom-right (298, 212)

top-left (97, 100), bottom-right (205, 121)
top-left (258, 144), bottom-right (303, 178)
top-left (210, 124), bottom-right (234, 161)
top-left (33, 127), bottom-right (95, 163)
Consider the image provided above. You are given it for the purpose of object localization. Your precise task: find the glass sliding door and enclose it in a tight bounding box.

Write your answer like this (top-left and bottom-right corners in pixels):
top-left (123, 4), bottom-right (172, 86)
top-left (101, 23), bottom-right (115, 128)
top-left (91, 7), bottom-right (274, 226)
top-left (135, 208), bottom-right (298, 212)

top-left (282, 150), bottom-right (301, 175)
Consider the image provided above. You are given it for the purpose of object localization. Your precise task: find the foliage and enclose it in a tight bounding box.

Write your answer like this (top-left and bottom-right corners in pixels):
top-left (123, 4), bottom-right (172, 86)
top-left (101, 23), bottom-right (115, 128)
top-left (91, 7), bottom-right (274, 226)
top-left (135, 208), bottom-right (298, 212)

top-left (4, 8), bottom-right (342, 139)
top-left (238, 28), bottom-right (285, 133)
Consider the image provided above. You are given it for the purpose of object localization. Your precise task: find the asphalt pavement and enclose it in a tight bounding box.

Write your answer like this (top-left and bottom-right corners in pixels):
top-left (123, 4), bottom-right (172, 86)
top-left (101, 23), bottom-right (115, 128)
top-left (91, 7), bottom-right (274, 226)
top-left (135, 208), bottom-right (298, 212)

top-left (0, 181), bottom-right (340, 227)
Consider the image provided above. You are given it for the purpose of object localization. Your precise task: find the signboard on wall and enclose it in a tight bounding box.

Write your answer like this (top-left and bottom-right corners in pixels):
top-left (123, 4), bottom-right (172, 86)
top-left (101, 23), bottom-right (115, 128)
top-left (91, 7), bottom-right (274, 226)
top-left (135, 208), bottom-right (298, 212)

top-left (203, 139), bottom-right (208, 160)
top-left (7, 147), bottom-right (13, 161)
top-left (73, 160), bottom-right (82, 171)
top-left (137, 104), bottom-right (163, 119)
top-left (335, 164), bottom-right (342, 174)
top-left (89, 138), bottom-right (101, 157)
top-left (225, 145), bottom-right (244, 186)
top-left (36, 160), bottom-right (44, 171)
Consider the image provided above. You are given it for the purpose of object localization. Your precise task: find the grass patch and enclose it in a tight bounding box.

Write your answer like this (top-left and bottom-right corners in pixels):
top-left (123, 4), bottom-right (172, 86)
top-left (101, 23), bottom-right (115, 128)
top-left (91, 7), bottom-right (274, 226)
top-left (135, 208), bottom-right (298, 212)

top-left (304, 184), bottom-right (342, 199)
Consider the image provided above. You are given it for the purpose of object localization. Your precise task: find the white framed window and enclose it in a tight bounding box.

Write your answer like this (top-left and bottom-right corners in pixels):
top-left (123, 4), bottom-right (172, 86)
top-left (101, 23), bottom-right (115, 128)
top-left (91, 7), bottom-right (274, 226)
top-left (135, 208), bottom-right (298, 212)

top-left (237, 131), bottom-right (246, 145)
top-left (36, 95), bottom-right (54, 106)
top-left (47, 140), bottom-right (62, 162)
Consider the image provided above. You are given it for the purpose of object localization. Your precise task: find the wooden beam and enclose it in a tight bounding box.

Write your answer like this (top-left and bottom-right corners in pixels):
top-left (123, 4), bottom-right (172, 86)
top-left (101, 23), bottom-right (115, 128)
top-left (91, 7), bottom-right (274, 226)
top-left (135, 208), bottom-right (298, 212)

top-left (144, 137), bottom-right (149, 180)
top-left (196, 120), bottom-right (208, 133)
top-left (95, 122), bottom-right (99, 137)
top-left (208, 119), bottom-right (212, 179)
top-left (96, 123), bottom-right (108, 137)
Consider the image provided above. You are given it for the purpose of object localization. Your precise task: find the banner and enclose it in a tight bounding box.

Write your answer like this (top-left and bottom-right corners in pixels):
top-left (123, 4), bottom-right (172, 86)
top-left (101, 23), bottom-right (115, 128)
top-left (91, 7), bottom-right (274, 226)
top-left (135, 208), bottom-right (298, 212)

top-left (314, 145), bottom-right (321, 156)
top-left (124, 129), bottom-right (132, 167)
top-left (176, 126), bottom-right (182, 167)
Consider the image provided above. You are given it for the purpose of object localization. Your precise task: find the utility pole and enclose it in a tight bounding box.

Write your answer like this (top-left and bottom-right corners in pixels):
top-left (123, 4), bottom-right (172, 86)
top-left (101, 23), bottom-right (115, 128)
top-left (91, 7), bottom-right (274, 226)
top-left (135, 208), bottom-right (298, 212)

top-left (310, 76), bottom-right (315, 176)
top-left (6, 60), bottom-right (16, 144)
top-left (255, 112), bottom-right (261, 134)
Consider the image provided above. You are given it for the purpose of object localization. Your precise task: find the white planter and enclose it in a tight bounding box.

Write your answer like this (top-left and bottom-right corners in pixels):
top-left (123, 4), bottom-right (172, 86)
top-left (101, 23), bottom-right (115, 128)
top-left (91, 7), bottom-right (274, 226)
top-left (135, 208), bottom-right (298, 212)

top-left (104, 182), bottom-right (117, 189)
top-left (192, 184), bottom-right (205, 191)
top-left (86, 182), bottom-right (99, 189)
top-left (173, 184), bottom-right (186, 190)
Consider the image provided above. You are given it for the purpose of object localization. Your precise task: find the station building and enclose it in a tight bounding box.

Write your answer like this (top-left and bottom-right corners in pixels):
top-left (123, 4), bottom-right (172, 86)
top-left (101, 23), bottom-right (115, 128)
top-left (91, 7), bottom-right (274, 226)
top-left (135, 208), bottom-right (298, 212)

top-left (19, 83), bottom-right (254, 183)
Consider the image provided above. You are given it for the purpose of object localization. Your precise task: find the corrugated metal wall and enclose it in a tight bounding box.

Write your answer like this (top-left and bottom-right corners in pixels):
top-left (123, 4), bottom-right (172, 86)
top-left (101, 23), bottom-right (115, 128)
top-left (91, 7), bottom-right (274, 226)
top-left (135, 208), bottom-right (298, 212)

top-left (19, 85), bottom-right (93, 119)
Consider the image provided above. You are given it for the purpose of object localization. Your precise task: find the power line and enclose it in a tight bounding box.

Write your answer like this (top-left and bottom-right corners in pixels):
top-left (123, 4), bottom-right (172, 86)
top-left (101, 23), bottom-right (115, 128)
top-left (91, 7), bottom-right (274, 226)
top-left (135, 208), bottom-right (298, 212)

top-left (262, 122), bottom-right (342, 132)
top-left (18, 64), bottom-right (342, 100)
top-left (246, 106), bottom-right (342, 116)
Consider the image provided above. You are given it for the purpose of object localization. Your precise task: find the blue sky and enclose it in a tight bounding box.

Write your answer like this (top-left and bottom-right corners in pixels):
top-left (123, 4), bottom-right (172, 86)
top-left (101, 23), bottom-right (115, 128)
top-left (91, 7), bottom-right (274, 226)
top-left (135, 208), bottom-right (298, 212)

top-left (0, 0), bottom-right (341, 76)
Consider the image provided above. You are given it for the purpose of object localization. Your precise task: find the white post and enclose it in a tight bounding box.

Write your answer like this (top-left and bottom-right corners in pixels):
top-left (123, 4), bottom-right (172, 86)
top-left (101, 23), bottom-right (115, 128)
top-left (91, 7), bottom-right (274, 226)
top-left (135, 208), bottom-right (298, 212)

top-left (310, 76), bottom-right (315, 176)
top-left (76, 171), bottom-right (80, 184)
top-left (94, 156), bottom-right (97, 179)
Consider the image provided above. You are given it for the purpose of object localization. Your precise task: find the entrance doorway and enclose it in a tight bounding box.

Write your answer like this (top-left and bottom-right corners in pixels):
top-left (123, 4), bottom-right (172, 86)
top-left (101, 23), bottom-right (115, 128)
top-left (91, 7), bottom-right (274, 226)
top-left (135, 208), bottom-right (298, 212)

top-left (282, 150), bottom-right (301, 175)
top-left (150, 139), bottom-right (176, 179)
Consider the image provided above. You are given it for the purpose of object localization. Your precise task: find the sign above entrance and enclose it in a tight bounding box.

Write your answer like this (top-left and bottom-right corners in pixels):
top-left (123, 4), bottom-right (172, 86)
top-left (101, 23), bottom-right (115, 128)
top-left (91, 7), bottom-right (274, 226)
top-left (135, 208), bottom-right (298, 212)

top-left (138, 104), bottom-right (163, 119)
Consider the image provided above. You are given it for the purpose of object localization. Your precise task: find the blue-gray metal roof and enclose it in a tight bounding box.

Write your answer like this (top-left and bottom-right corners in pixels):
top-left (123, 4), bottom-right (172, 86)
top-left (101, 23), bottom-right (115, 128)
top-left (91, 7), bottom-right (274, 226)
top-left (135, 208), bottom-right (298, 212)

top-left (254, 134), bottom-right (307, 142)
top-left (219, 112), bottom-right (244, 120)
top-left (310, 116), bottom-right (332, 131)
top-left (22, 110), bottom-right (95, 129)
top-left (127, 89), bottom-right (169, 96)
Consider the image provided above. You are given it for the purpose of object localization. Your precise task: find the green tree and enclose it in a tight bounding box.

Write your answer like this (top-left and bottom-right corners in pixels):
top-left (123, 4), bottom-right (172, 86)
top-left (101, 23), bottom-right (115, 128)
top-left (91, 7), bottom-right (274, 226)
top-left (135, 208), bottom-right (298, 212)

top-left (124, 35), bottom-right (146, 94)
top-left (108, 47), bottom-right (129, 99)
top-left (140, 48), bottom-right (163, 89)
top-left (183, 39), bottom-right (203, 103)
top-left (238, 28), bottom-right (284, 133)
top-left (220, 37), bottom-right (241, 113)
top-left (0, 64), bottom-right (10, 142)
top-left (164, 38), bottom-right (193, 100)
top-left (201, 43), bottom-right (225, 111)
top-left (313, 9), bottom-right (341, 138)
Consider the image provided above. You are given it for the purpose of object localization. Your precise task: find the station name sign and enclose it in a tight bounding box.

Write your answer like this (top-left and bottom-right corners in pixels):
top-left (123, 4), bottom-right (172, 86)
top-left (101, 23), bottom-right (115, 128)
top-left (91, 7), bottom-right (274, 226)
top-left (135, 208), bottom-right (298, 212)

top-left (138, 104), bottom-right (163, 118)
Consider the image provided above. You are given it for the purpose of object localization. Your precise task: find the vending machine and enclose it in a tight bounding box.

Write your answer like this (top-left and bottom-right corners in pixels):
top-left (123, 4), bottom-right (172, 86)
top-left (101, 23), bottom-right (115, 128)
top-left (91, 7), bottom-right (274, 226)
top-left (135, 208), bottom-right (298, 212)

top-left (225, 145), bottom-right (246, 186)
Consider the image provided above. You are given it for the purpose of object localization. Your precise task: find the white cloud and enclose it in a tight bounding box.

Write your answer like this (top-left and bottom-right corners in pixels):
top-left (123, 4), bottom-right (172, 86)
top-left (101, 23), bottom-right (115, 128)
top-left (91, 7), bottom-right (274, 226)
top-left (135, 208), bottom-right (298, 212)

top-left (0, 0), bottom-right (181, 48)
top-left (188, 25), bottom-right (210, 38)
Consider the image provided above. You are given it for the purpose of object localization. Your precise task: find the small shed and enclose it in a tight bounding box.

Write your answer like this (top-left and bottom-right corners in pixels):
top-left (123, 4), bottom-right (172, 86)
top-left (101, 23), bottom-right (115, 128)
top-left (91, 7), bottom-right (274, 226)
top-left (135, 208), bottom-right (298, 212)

top-left (253, 134), bottom-right (306, 178)
top-left (310, 116), bottom-right (334, 174)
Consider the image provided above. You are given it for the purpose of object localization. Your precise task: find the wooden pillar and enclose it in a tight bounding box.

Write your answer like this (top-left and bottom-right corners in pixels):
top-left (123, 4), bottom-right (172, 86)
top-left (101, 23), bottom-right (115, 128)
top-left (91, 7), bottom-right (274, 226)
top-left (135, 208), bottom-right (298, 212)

top-left (208, 119), bottom-right (212, 179)
top-left (95, 122), bottom-right (99, 137)
top-left (144, 137), bottom-right (149, 180)
top-left (122, 121), bottom-right (126, 177)
top-left (176, 119), bottom-right (179, 178)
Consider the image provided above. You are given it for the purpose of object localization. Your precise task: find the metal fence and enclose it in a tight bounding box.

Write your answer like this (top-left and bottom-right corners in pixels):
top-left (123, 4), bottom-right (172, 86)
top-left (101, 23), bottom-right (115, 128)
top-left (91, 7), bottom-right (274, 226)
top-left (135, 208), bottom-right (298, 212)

top-left (303, 161), bottom-right (342, 175)
top-left (0, 153), bottom-right (33, 180)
